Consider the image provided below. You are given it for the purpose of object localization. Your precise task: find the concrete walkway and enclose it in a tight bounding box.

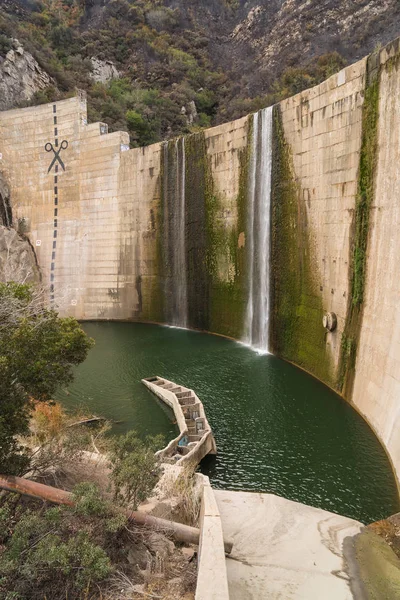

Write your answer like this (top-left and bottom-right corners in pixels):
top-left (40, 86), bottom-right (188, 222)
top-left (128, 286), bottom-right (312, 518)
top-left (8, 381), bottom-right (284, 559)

top-left (215, 490), bottom-right (363, 599)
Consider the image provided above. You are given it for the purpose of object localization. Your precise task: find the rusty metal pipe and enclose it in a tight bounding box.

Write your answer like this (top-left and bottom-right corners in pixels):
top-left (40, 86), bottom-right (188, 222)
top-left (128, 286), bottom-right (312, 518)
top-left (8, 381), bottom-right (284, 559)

top-left (0, 475), bottom-right (233, 552)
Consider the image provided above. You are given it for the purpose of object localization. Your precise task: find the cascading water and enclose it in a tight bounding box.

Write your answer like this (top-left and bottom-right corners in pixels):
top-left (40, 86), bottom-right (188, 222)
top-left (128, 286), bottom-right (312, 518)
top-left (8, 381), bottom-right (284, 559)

top-left (173, 137), bottom-right (188, 328)
top-left (244, 106), bottom-right (273, 353)
top-left (162, 137), bottom-right (188, 328)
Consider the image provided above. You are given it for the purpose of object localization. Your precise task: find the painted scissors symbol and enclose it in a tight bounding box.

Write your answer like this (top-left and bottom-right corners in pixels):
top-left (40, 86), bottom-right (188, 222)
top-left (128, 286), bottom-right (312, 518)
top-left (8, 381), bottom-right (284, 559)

top-left (45, 140), bottom-right (68, 173)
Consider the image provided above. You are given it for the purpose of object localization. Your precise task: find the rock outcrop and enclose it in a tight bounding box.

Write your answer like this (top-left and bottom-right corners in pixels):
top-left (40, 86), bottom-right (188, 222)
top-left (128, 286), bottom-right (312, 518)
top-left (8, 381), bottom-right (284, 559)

top-left (0, 226), bottom-right (40, 284)
top-left (0, 39), bottom-right (53, 111)
top-left (90, 57), bottom-right (120, 84)
top-left (227, 0), bottom-right (400, 89)
top-left (181, 101), bottom-right (198, 126)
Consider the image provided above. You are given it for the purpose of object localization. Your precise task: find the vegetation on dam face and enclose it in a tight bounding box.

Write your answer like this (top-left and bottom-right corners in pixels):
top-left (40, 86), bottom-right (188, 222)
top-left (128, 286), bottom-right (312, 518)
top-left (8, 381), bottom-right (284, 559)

top-left (159, 126), bottom-right (249, 339)
top-left (270, 107), bottom-right (334, 386)
top-left (338, 53), bottom-right (381, 398)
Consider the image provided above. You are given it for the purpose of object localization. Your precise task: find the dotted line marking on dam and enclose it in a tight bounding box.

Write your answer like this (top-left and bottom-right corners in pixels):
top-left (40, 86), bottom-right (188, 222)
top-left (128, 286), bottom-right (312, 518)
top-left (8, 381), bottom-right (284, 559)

top-left (44, 104), bottom-right (68, 304)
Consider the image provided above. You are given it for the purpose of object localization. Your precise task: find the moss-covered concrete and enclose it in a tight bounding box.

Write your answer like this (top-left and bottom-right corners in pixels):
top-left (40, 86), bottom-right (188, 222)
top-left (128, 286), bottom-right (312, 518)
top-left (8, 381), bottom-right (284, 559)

top-left (270, 105), bottom-right (334, 385)
top-left (346, 529), bottom-right (400, 599)
top-left (184, 132), bottom-right (210, 330)
top-left (206, 120), bottom-right (251, 340)
top-left (158, 140), bottom-right (175, 324)
top-left (338, 55), bottom-right (380, 397)
top-left (157, 123), bottom-right (251, 338)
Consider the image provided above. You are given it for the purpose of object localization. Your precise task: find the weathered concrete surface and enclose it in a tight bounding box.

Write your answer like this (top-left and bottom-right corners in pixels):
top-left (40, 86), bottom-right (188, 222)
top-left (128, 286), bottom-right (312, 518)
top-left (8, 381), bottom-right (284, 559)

top-left (348, 529), bottom-right (400, 599)
top-left (277, 59), bottom-right (366, 380)
top-left (196, 477), bottom-right (229, 600)
top-left (215, 490), bottom-right (362, 600)
top-left (351, 41), bottom-right (400, 485)
top-left (141, 376), bottom-right (216, 466)
top-left (0, 95), bottom-right (249, 323)
top-left (0, 94), bottom-right (154, 318)
top-left (205, 116), bottom-right (248, 284)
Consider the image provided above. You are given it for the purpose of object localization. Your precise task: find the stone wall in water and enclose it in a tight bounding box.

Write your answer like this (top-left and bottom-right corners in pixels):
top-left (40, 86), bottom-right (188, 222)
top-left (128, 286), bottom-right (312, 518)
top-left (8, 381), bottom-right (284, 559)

top-left (2, 38), bottom-right (400, 480)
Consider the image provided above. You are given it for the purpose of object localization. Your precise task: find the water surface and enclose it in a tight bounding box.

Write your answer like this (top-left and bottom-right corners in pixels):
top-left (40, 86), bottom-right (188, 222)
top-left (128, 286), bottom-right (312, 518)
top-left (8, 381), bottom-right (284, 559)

top-left (57, 322), bottom-right (399, 524)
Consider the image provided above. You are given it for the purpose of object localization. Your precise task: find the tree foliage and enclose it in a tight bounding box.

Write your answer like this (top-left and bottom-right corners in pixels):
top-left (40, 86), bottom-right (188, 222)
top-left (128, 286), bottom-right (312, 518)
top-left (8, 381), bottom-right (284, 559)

top-left (109, 431), bottom-right (163, 509)
top-left (0, 282), bottom-right (93, 474)
top-left (0, 484), bottom-right (125, 600)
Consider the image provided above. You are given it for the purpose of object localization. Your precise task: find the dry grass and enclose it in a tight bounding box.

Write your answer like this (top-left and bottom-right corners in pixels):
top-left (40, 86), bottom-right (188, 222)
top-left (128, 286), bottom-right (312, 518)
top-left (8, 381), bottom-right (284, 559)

top-left (22, 401), bottom-right (111, 488)
top-left (159, 462), bottom-right (202, 527)
top-left (106, 546), bottom-right (197, 600)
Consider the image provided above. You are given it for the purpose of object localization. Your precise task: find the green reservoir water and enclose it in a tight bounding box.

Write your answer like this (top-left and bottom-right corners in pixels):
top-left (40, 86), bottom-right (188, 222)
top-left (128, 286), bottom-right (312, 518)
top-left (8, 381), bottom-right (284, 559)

top-left (57, 322), bottom-right (399, 524)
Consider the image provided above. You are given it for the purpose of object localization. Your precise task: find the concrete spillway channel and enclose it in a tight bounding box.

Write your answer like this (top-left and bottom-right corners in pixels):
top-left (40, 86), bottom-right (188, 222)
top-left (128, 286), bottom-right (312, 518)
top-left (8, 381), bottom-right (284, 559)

top-left (141, 376), bottom-right (217, 465)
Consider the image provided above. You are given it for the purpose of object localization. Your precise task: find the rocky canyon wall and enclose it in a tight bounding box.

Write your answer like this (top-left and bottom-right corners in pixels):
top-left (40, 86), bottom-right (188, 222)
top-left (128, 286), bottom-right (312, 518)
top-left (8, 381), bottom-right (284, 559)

top-left (1, 38), bottom-right (400, 481)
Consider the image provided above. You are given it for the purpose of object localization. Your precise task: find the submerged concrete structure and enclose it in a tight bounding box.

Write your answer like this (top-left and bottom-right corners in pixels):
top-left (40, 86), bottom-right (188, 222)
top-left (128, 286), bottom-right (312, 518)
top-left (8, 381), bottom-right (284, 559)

top-left (1, 38), bottom-right (400, 491)
top-left (142, 376), bottom-right (216, 465)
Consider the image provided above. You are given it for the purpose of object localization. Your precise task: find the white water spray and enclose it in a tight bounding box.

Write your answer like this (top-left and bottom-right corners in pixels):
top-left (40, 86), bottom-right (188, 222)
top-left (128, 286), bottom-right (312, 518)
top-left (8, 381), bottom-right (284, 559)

top-left (244, 106), bottom-right (273, 353)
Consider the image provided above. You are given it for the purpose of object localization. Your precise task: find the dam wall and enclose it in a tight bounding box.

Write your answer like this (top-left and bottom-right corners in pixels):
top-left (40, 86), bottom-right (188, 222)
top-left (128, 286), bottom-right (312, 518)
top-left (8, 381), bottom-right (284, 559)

top-left (271, 58), bottom-right (366, 386)
top-left (351, 40), bottom-right (400, 479)
top-left (1, 39), bottom-right (400, 481)
top-left (0, 96), bottom-right (249, 333)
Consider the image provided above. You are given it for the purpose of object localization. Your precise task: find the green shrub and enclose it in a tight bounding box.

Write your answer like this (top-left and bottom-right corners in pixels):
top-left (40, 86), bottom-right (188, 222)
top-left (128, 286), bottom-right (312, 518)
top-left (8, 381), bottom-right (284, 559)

top-left (50, 26), bottom-right (74, 50)
top-left (0, 483), bottom-right (128, 599)
top-left (0, 34), bottom-right (12, 56)
top-left (0, 282), bottom-right (93, 474)
top-left (109, 431), bottom-right (163, 508)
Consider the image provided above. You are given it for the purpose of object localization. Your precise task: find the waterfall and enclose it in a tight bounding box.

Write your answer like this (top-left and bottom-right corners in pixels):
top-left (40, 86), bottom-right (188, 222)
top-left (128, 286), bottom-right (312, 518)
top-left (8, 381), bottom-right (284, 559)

top-left (244, 106), bottom-right (273, 353)
top-left (173, 137), bottom-right (188, 327)
top-left (162, 137), bottom-right (188, 328)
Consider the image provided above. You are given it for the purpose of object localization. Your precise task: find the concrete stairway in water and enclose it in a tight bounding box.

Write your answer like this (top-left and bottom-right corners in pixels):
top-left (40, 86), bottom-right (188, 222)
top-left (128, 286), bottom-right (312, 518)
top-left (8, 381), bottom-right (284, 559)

top-left (141, 376), bottom-right (217, 464)
top-left (156, 381), bottom-right (203, 444)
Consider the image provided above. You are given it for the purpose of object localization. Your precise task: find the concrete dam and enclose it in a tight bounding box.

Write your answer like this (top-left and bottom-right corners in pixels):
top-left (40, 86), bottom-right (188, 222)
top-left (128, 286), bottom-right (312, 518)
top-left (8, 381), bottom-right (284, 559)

top-left (2, 34), bottom-right (400, 504)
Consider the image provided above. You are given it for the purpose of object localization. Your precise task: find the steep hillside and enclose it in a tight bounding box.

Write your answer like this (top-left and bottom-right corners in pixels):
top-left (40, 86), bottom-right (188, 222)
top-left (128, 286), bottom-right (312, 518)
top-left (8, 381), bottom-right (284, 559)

top-left (0, 0), bottom-right (399, 144)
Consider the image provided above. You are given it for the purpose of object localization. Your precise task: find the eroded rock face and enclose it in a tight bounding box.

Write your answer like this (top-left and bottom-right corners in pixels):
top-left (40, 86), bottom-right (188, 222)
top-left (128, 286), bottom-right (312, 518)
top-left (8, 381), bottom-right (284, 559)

top-left (90, 57), bottom-right (120, 84)
top-left (180, 100), bottom-right (198, 126)
top-left (229, 0), bottom-right (399, 78)
top-left (0, 226), bottom-right (40, 284)
top-left (0, 39), bottom-right (53, 111)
